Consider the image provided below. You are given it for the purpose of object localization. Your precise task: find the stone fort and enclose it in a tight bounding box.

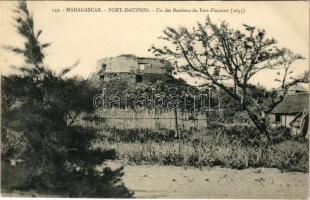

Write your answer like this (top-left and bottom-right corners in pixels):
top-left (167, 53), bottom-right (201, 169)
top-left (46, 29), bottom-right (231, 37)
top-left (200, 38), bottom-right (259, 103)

top-left (96, 54), bottom-right (173, 83)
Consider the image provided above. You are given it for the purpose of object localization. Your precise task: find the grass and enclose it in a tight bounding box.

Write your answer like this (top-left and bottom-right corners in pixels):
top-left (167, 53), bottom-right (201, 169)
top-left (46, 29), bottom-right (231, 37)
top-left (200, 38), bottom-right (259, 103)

top-left (93, 125), bottom-right (309, 172)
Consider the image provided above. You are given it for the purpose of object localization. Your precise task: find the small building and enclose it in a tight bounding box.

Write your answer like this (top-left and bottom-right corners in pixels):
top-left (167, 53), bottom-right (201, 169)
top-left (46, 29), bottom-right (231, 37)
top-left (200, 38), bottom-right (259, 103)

top-left (96, 54), bottom-right (173, 83)
top-left (277, 84), bottom-right (308, 95)
top-left (269, 92), bottom-right (309, 137)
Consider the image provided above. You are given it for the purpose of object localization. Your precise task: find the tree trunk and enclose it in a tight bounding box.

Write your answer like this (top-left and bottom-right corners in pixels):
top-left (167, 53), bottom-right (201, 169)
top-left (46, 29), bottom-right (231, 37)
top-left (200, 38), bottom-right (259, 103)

top-left (244, 107), bottom-right (272, 143)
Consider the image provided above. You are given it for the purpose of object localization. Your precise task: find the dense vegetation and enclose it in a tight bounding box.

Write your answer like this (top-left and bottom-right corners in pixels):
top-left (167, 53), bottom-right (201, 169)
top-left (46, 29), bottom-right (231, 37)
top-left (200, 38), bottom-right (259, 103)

top-left (94, 125), bottom-right (308, 173)
top-left (1, 1), bottom-right (132, 197)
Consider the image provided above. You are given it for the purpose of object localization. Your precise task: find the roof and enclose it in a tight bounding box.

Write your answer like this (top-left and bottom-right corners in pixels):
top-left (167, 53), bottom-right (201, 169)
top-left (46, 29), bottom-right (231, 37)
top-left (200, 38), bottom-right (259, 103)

top-left (288, 84), bottom-right (308, 92)
top-left (271, 93), bottom-right (309, 114)
top-left (276, 83), bottom-right (308, 92)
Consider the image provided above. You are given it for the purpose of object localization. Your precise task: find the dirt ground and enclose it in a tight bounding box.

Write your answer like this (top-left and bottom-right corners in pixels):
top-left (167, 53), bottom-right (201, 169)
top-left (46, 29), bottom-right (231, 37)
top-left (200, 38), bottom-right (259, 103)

top-left (2, 162), bottom-right (309, 198)
top-left (111, 163), bottom-right (309, 199)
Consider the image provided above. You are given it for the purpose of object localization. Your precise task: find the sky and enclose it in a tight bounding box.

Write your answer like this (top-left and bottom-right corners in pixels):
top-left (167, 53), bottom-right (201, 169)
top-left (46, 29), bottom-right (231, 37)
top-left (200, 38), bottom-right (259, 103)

top-left (0, 1), bottom-right (309, 89)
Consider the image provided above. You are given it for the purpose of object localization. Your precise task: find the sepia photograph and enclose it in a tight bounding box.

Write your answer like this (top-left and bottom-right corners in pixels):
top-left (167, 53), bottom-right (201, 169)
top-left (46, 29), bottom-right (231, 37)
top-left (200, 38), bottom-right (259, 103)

top-left (0, 0), bottom-right (309, 198)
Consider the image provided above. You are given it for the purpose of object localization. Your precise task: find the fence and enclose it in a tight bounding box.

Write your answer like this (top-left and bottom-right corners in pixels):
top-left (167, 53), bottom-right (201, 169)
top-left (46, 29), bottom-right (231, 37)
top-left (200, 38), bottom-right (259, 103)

top-left (79, 108), bottom-right (223, 131)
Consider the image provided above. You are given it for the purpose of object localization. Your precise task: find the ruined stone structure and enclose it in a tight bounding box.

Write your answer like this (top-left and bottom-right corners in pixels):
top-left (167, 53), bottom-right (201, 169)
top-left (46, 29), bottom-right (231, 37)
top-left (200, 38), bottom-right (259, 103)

top-left (96, 54), bottom-right (173, 83)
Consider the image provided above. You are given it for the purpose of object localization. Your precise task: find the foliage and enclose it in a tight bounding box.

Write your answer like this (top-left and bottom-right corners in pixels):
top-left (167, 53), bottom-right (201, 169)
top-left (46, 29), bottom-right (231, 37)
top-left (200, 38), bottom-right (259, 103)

top-left (4, 1), bottom-right (47, 75)
top-left (1, 0), bottom-right (132, 197)
top-left (90, 72), bottom-right (225, 112)
top-left (94, 126), bottom-right (308, 172)
top-left (101, 128), bottom-right (177, 143)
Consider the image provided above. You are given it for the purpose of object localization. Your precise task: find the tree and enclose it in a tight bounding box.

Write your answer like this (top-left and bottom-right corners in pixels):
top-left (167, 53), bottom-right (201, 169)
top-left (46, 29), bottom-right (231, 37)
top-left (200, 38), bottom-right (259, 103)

top-left (150, 16), bottom-right (309, 141)
top-left (1, 1), bottom-right (132, 197)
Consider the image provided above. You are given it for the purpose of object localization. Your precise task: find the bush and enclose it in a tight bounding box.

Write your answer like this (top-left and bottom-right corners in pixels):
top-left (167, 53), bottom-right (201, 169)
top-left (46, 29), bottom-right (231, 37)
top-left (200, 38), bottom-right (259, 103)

top-left (266, 141), bottom-right (309, 172)
top-left (103, 128), bottom-right (177, 143)
top-left (270, 127), bottom-right (292, 143)
top-left (94, 126), bottom-right (309, 172)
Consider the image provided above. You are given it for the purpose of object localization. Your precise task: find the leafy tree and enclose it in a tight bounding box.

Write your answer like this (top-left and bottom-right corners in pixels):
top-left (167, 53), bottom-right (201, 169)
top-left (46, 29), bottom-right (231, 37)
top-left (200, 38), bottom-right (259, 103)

top-left (1, 1), bottom-right (132, 197)
top-left (150, 16), bottom-right (309, 141)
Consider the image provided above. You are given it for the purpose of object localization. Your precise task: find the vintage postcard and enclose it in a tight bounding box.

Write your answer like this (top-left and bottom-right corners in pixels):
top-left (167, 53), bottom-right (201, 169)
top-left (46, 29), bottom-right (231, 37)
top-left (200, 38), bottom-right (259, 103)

top-left (0, 0), bottom-right (309, 199)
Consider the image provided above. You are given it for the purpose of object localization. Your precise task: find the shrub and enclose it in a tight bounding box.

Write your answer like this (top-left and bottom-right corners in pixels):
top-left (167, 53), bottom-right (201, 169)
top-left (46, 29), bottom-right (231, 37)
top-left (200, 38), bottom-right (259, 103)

top-left (94, 126), bottom-right (309, 172)
top-left (1, 1), bottom-right (133, 197)
top-left (270, 127), bottom-right (292, 143)
top-left (103, 128), bottom-right (176, 143)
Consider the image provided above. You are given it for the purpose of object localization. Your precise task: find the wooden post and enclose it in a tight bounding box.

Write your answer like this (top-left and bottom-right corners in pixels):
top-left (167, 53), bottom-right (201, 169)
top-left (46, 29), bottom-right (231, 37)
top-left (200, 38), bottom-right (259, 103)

top-left (208, 88), bottom-right (211, 111)
top-left (174, 108), bottom-right (179, 137)
top-left (174, 108), bottom-right (181, 159)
